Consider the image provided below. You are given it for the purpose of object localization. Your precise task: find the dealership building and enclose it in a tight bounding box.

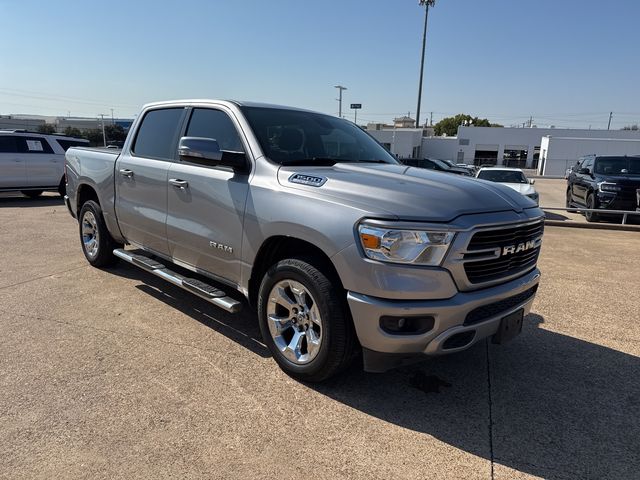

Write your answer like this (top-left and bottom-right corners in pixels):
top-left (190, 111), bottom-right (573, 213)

top-left (367, 125), bottom-right (640, 173)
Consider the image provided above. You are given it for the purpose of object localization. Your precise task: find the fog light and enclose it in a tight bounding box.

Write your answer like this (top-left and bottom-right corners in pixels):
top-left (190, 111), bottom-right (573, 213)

top-left (380, 316), bottom-right (435, 335)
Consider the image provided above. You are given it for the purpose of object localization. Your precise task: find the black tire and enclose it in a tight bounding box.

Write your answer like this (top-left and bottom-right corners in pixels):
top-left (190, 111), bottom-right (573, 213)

top-left (585, 193), bottom-right (600, 222)
top-left (257, 258), bottom-right (357, 382)
top-left (566, 188), bottom-right (578, 213)
top-left (21, 190), bottom-right (43, 198)
top-left (78, 200), bottom-right (122, 267)
top-left (58, 177), bottom-right (66, 197)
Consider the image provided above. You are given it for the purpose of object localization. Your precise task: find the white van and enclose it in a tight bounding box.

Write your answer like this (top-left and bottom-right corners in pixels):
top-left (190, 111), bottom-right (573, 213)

top-left (0, 130), bottom-right (89, 197)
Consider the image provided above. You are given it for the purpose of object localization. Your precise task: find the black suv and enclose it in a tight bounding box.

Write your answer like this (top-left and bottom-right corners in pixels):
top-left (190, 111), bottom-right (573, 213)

top-left (566, 155), bottom-right (640, 222)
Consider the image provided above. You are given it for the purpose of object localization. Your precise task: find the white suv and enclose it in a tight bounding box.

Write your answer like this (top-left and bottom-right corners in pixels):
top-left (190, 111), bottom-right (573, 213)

top-left (0, 130), bottom-right (89, 197)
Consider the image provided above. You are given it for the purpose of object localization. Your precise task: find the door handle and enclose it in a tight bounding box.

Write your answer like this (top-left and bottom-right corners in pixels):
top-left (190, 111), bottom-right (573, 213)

top-left (119, 168), bottom-right (134, 178)
top-left (169, 178), bottom-right (189, 189)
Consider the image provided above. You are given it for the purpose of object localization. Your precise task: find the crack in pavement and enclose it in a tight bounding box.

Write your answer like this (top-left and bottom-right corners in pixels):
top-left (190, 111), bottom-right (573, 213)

top-left (486, 339), bottom-right (495, 480)
top-left (0, 264), bottom-right (89, 291)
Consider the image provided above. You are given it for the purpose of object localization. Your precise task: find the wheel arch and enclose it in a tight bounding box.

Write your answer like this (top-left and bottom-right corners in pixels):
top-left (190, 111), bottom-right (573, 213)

top-left (248, 236), bottom-right (343, 308)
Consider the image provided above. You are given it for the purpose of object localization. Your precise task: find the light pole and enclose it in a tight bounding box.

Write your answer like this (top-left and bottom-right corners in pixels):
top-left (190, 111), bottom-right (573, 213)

top-left (99, 114), bottom-right (107, 147)
top-left (335, 85), bottom-right (347, 117)
top-left (416, 0), bottom-right (435, 129)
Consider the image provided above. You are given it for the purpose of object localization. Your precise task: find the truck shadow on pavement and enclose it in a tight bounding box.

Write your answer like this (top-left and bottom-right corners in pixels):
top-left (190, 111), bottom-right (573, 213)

top-left (102, 264), bottom-right (639, 478)
top-left (314, 314), bottom-right (639, 480)
top-left (112, 263), bottom-right (269, 358)
top-left (0, 194), bottom-right (64, 208)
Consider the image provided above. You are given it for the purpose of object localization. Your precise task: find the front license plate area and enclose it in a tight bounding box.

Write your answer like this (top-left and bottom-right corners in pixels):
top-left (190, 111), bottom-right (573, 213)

top-left (492, 309), bottom-right (524, 344)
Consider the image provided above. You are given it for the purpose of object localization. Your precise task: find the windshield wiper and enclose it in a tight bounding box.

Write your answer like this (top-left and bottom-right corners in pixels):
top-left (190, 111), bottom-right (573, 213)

top-left (357, 159), bottom-right (389, 164)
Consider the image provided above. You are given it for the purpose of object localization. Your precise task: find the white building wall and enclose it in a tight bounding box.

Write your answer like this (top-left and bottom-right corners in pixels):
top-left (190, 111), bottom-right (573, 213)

top-left (539, 137), bottom-right (640, 176)
top-left (367, 129), bottom-right (423, 158)
top-left (420, 137), bottom-right (460, 162)
top-left (422, 126), bottom-right (640, 170)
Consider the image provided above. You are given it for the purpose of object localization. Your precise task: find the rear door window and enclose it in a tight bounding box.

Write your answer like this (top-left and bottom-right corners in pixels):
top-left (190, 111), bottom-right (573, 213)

top-left (132, 108), bottom-right (185, 160)
top-left (16, 137), bottom-right (54, 154)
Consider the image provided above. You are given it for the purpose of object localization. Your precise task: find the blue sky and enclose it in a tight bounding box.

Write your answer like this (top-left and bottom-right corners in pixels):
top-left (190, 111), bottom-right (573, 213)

top-left (1, 0), bottom-right (639, 129)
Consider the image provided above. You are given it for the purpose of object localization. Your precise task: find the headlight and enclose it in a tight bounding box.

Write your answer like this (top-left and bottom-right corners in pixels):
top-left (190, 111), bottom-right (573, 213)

top-left (526, 192), bottom-right (539, 202)
top-left (358, 225), bottom-right (455, 266)
top-left (598, 182), bottom-right (621, 193)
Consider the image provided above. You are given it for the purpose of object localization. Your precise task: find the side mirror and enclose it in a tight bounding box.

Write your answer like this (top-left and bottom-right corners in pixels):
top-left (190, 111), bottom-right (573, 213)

top-left (529, 178), bottom-right (535, 185)
top-left (179, 137), bottom-right (222, 162)
top-left (577, 167), bottom-right (591, 175)
top-left (178, 137), bottom-right (247, 170)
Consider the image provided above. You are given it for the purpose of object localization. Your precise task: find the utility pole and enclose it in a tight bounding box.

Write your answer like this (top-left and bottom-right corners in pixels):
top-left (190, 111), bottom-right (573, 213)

top-left (416, 0), bottom-right (435, 129)
top-left (110, 108), bottom-right (114, 125)
top-left (430, 111), bottom-right (433, 126)
top-left (607, 112), bottom-right (613, 130)
top-left (529, 115), bottom-right (533, 128)
top-left (334, 85), bottom-right (347, 117)
top-left (99, 114), bottom-right (107, 147)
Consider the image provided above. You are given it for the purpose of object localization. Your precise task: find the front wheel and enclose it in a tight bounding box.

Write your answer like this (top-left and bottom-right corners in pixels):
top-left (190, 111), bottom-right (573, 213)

top-left (78, 200), bottom-right (122, 267)
top-left (585, 193), bottom-right (600, 222)
top-left (566, 188), bottom-right (577, 213)
top-left (257, 258), bottom-right (357, 382)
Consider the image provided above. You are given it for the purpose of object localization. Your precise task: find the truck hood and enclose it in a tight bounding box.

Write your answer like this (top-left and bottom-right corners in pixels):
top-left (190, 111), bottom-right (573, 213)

top-left (277, 163), bottom-right (535, 222)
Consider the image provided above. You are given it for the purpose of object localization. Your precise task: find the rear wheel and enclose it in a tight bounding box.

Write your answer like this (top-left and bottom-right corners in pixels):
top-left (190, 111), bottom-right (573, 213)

top-left (78, 200), bottom-right (122, 267)
top-left (257, 258), bottom-right (357, 382)
top-left (585, 193), bottom-right (600, 222)
top-left (21, 190), bottom-right (43, 198)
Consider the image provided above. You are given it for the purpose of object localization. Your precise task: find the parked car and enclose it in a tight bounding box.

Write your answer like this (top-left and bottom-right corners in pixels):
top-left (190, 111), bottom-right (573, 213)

top-left (402, 157), bottom-right (473, 176)
top-left (0, 130), bottom-right (89, 197)
top-left (476, 167), bottom-right (539, 205)
top-left (566, 155), bottom-right (640, 222)
top-left (65, 99), bottom-right (544, 382)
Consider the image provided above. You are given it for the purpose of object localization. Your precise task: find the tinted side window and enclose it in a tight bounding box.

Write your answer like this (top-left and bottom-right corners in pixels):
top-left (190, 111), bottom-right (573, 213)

top-left (57, 139), bottom-right (90, 151)
top-left (19, 137), bottom-right (54, 154)
top-left (0, 135), bottom-right (18, 153)
top-left (132, 108), bottom-right (184, 160)
top-left (185, 108), bottom-right (244, 152)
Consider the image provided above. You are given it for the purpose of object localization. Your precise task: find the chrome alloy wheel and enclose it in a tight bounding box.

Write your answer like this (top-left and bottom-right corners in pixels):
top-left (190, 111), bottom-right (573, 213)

top-left (266, 280), bottom-right (323, 364)
top-left (81, 211), bottom-right (100, 258)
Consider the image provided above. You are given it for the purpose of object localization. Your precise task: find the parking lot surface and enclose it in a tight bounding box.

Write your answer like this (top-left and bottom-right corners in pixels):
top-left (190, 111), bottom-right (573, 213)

top-left (1, 193), bottom-right (638, 479)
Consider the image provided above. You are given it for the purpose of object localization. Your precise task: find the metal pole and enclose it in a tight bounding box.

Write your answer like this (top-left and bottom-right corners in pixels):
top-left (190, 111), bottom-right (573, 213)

top-left (416, 1), bottom-right (433, 129)
top-left (111, 108), bottom-right (114, 125)
top-left (608, 112), bottom-right (613, 130)
top-left (335, 85), bottom-right (347, 117)
top-left (354, 109), bottom-right (357, 124)
top-left (100, 114), bottom-right (106, 147)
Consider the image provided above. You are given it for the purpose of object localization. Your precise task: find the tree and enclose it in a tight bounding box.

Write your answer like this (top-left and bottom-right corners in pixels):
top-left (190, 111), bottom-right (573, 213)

top-left (104, 124), bottom-right (127, 142)
top-left (63, 127), bottom-right (84, 138)
top-left (622, 124), bottom-right (639, 131)
top-left (434, 114), bottom-right (502, 137)
top-left (37, 123), bottom-right (57, 134)
top-left (85, 128), bottom-right (104, 146)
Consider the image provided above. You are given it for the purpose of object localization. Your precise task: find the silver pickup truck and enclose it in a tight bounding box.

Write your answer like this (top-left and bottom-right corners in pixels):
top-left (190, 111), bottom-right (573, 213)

top-left (64, 99), bottom-right (543, 381)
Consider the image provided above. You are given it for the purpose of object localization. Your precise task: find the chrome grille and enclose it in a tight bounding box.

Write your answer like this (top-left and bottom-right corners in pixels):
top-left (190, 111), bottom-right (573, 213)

top-left (463, 220), bottom-right (544, 284)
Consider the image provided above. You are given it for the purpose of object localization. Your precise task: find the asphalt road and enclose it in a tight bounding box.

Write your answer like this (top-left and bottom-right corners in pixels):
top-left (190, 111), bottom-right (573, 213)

top-left (1, 193), bottom-right (638, 479)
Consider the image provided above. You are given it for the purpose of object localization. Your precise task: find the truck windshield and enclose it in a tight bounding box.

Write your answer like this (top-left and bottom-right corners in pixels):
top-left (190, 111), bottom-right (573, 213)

top-left (240, 106), bottom-right (398, 166)
top-left (477, 170), bottom-right (528, 184)
top-left (594, 156), bottom-right (640, 175)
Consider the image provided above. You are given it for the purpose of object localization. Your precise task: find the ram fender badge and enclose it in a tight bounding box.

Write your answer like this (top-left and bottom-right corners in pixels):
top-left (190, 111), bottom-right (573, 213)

top-left (288, 173), bottom-right (327, 187)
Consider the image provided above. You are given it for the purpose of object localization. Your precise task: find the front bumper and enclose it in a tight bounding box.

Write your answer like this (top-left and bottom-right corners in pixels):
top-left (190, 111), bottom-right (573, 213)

top-left (347, 268), bottom-right (540, 372)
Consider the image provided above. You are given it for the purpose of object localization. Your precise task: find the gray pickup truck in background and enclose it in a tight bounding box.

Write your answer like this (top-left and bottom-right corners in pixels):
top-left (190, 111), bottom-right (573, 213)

top-left (64, 99), bottom-right (544, 382)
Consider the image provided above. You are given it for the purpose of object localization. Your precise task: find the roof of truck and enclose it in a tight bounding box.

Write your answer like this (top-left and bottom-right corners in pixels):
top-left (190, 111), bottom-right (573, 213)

top-left (141, 99), bottom-right (317, 114)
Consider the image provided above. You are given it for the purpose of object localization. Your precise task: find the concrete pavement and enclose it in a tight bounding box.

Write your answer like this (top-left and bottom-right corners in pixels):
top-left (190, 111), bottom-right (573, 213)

top-left (0, 193), bottom-right (638, 479)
